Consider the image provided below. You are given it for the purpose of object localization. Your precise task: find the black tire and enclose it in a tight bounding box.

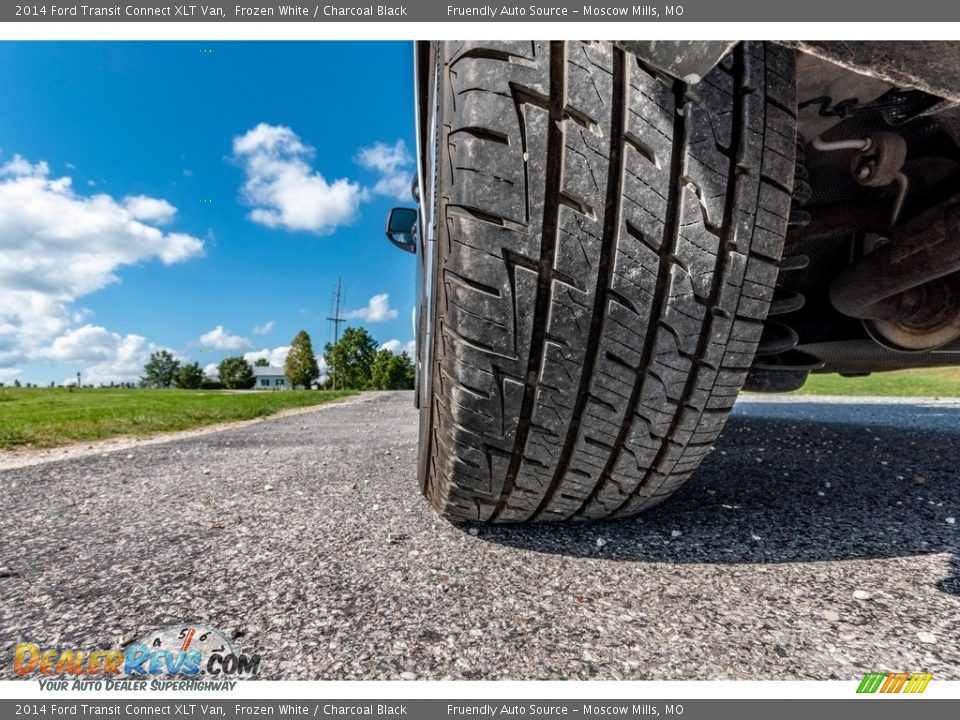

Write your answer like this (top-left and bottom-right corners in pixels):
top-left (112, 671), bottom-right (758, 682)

top-left (420, 40), bottom-right (797, 522)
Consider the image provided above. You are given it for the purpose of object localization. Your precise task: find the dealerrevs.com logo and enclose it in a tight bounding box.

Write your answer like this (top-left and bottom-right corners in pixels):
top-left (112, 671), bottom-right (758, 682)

top-left (14, 625), bottom-right (260, 690)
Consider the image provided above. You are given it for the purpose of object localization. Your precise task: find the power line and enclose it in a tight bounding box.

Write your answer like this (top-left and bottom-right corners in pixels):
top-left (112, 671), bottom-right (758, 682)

top-left (326, 278), bottom-right (346, 390)
top-left (327, 278), bottom-right (346, 344)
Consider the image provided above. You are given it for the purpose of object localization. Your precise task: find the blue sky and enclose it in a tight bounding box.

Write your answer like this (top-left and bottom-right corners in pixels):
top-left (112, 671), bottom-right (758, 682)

top-left (0, 41), bottom-right (417, 385)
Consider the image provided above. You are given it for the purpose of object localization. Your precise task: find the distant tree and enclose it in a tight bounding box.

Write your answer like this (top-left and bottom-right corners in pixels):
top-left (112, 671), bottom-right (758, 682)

top-left (176, 362), bottom-right (204, 389)
top-left (399, 351), bottom-right (416, 388)
top-left (13, 379), bottom-right (21, 388)
top-left (369, 349), bottom-right (392, 390)
top-left (324, 327), bottom-right (379, 390)
top-left (218, 356), bottom-right (255, 389)
top-left (142, 350), bottom-right (181, 388)
top-left (253, 358), bottom-right (270, 367)
top-left (285, 330), bottom-right (320, 389)
top-left (370, 349), bottom-right (416, 390)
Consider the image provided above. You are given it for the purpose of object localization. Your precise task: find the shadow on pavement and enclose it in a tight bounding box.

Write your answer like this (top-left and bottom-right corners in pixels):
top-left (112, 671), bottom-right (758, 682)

top-left (466, 400), bottom-right (960, 596)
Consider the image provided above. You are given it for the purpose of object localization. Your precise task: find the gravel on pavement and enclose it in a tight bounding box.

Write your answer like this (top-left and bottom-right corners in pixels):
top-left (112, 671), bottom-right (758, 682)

top-left (1, 391), bottom-right (958, 680)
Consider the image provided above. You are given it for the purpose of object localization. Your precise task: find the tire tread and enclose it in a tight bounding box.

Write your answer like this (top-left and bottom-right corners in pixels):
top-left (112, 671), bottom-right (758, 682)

top-left (424, 41), bottom-right (796, 522)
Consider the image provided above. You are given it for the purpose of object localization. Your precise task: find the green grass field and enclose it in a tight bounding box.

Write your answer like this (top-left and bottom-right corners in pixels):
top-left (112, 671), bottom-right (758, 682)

top-left (791, 367), bottom-right (960, 398)
top-left (0, 388), bottom-right (357, 450)
top-left (1, 367), bottom-right (957, 451)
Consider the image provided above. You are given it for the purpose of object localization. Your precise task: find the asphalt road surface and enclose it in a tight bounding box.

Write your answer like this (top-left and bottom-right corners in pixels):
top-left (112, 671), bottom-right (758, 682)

top-left (1, 391), bottom-right (958, 680)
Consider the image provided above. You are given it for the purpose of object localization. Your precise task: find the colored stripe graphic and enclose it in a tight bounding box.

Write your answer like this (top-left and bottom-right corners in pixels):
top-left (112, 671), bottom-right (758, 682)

top-left (905, 673), bottom-right (933, 693)
top-left (888, 673), bottom-right (908, 693)
top-left (857, 672), bottom-right (932, 693)
top-left (892, 673), bottom-right (910, 693)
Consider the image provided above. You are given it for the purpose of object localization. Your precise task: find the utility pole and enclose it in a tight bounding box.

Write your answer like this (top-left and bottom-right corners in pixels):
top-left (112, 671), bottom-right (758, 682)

top-left (326, 278), bottom-right (345, 390)
top-left (327, 278), bottom-right (346, 344)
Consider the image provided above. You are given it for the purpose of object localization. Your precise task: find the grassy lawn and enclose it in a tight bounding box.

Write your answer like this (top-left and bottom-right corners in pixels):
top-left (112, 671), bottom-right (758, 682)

top-left (0, 388), bottom-right (357, 450)
top-left (790, 367), bottom-right (960, 398)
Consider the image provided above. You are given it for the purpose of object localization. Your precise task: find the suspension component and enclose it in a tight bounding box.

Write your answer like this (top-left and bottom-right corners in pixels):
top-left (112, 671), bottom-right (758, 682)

top-left (745, 140), bottom-right (825, 393)
top-left (830, 196), bottom-right (960, 351)
top-left (788, 141), bottom-right (813, 230)
top-left (745, 252), bottom-right (825, 393)
top-left (849, 132), bottom-right (910, 228)
top-left (811, 130), bottom-right (909, 229)
top-left (849, 132), bottom-right (906, 187)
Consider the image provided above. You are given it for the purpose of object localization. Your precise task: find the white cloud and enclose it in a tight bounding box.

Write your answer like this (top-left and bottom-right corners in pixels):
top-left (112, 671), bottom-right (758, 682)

top-left (381, 339), bottom-right (416, 356)
top-left (344, 293), bottom-right (399, 323)
top-left (243, 346), bottom-right (290, 368)
top-left (42, 324), bottom-right (159, 384)
top-left (252, 320), bottom-right (275, 336)
top-left (0, 368), bottom-right (21, 382)
top-left (0, 154), bottom-right (204, 379)
top-left (47, 325), bottom-right (129, 363)
top-left (81, 343), bottom-right (157, 385)
top-left (356, 140), bottom-right (414, 201)
top-left (124, 195), bottom-right (177, 224)
top-left (1, 156), bottom-right (48, 178)
top-left (203, 362), bottom-right (219, 380)
top-left (199, 326), bottom-right (251, 351)
top-left (232, 123), bottom-right (363, 234)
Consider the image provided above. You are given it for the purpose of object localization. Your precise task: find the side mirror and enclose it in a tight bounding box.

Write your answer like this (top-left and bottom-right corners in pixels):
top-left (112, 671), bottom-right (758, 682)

top-left (385, 207), bottom-right (418, 254)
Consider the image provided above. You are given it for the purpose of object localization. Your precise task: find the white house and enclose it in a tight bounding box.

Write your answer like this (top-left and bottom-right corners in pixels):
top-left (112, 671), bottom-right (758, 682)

top-left (252, 365), bottom-right (289, 390)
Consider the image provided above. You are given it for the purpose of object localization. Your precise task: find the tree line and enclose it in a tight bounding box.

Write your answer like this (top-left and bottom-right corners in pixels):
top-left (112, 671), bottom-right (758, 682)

top-left (141, 327), bottom-right (414, 391)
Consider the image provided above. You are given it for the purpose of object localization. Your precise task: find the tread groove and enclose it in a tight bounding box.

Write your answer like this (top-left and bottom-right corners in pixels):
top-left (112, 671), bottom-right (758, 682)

top-left (530, 47), bottom-right (627, 520)
top-left (610, 43), bottom-right (751, 515)
top-left (489, 41), bottom-right (567, 521)
top-left (572, 70), bottom-right (691, 520)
